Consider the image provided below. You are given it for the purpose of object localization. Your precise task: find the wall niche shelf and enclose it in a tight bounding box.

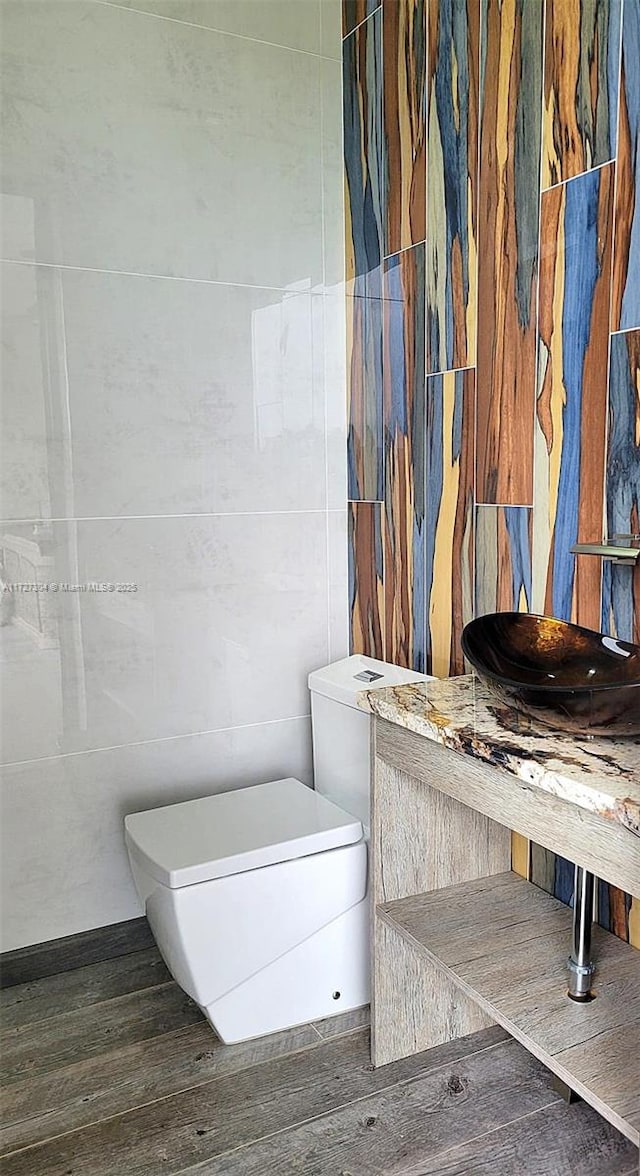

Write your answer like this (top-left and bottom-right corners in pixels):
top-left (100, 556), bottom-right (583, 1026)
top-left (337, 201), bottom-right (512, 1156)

top-left (378, 872), bottom-right (640, 1147)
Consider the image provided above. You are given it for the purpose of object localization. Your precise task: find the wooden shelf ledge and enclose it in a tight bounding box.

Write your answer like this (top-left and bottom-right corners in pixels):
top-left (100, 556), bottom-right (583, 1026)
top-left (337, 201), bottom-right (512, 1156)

top-left (378, 871), bottom-right (640, 1147)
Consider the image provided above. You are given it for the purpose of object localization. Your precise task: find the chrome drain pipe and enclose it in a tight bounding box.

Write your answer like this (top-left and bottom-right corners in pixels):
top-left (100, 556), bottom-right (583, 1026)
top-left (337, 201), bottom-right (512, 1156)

top-left (567, 866), bottom-right (595, 1001)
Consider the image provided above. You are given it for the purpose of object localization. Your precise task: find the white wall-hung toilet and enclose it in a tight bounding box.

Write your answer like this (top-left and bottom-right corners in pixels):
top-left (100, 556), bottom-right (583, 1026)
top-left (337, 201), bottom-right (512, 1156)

top-left (124, 655), bottom-right (430, 1043)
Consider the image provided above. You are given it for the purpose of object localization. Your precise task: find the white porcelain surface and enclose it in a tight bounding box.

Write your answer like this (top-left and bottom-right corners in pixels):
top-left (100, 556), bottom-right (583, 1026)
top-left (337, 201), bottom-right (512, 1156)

top-left (321, 58), bottom-right (346, 289)
top-left (0, 512), bottom-right (329, 762)
top-left (135, 840), bottom-right (368, 1041)
top-left (1, 263), bottom-right (326, 519)
top-left (204, 891), bottom-right (368, 1043)
top-left (125, 777), bottom-right (362, 887)
top-left (310, 655), bottom-right (433, 826)
top-left (0, 715), bottom-right (312, 951)
top-left (320, 0), bottom-right (342, 58)
top-left (310, 654), bottom-right (432, 709)
top-left (1, 0), bottom-right (324, 287)
top-left (111, 0), bottom-right (324, 53)
top-left (0, 264), bottom-right (52, 520)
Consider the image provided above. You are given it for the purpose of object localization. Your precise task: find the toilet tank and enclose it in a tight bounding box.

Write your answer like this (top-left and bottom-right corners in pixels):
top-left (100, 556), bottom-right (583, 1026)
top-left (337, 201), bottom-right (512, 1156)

top-left (308, 656), bottom-right (432, 830)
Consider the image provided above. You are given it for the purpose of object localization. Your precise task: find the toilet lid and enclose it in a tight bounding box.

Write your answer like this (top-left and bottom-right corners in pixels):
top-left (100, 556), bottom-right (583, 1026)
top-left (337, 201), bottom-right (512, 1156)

top-left (125, 778), bottom-right (363, 889)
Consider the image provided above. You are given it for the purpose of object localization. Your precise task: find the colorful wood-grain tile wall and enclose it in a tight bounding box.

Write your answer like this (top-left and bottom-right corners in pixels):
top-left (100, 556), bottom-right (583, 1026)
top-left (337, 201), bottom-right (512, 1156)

top-left (343, 0), bottom-right (639, 945)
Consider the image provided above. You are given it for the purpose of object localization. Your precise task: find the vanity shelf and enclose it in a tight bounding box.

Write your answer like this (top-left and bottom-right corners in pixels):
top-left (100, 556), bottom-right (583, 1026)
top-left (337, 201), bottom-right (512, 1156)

top-left (364, 677), bottom-right (640, 1168)
top-left (378, 871), bottom-right (640, 1147)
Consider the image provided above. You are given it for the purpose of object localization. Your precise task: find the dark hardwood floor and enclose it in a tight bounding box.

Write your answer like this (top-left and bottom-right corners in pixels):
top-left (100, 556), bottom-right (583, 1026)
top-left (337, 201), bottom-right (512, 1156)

top-left (0, 945), bottom-right (637, 1174)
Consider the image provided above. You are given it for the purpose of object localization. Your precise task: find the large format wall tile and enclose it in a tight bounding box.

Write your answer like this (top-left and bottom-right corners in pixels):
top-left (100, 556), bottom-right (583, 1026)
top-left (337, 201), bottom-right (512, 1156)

top-left (533, 165), bottom-right (614, 630)
top-left (322, 288), bottom-right (349, 509)
top-left (0, 263), bottom-right (51, 521)
top-left (328, 510), bottom-right (350, 663)
top-left (344, 9), bottom-right (384, 500)
top-left (0, 716), bottom-right (313, 950)
top-left (343, 0), bottom-right (380, 38)
top-left (531, 850), bottom-right (638, 946)
top-left (542, 0), bottom-right (621, 187)
top-left (1, 264), bottom-right (325, 520)
top-left (602, 329), bottom-right (640, 643)
top-left (426, 0), bottom-right (479, 374)
top-left (343, 0), bottom-right (639, 947)
top-left (383, 0), bottom-right (426, 257)
top-left (0, 0), bottom-right (348, 953)
top-left (530, 844), bottom-right (637, 943)
top-left (322, 57), bottom-right (348, 288)
top-left (425, 369), bottom-right (475, 677)
top-left (321, 0), bottom-right (343, 59)
top-left (597, 880), bottom-right (638, 944)
top-left (0, 1), bottom-right (323, 287)
top-left (475, 503), bottom-right (529, 616)
top-left (348, 501), bottom-right (384, 658)
top-left (475, 506), bottom-right (532, 617)
top-left (476, 0), bottom-right (542, 505)
top-left (383, 245), bottom-right (426, 670)
top-left (0, 513), bottom-right (329, 763)
top-left (343, 8), bottom-right (384, 282)
top-left (612, 0), bottom-right (640, 331)
top-left (530, 846), bottom-right (575, 908)
top-left (347, 272), bottom-right (384, 500)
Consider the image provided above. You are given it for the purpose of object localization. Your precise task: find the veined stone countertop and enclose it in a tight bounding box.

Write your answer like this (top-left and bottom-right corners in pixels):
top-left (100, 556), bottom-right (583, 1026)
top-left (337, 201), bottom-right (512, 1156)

top-left (358, 675), bottom-right (640, 838)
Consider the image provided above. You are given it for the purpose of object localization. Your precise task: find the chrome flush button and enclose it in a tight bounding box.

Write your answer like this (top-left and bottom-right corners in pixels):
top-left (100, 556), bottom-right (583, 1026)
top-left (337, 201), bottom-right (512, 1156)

top-left (354, 670), bottom-right (384, 683)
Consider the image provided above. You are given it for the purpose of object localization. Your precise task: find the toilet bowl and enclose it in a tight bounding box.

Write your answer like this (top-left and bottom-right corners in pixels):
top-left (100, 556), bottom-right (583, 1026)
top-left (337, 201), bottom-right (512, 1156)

top-left (125, 655), bottom-right (430, 1043)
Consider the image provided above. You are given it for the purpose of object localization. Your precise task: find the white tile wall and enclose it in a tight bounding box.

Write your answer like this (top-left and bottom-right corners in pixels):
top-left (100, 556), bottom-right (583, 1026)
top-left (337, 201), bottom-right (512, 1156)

top-left (110, 0), bottom-right (325, 54)
top-left (1, 717), bottom-right (313, 947)
top-left (1, 265), bottom-right (327, 519)
top-left (0, 0), bottom-right (346, 949)
top-left (1, 1), bottom-right (325, 288)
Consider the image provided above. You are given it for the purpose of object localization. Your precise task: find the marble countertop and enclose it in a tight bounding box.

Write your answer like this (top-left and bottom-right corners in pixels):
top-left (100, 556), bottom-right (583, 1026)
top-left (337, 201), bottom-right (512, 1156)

top-left (358, 675), bottom-right (640, 838)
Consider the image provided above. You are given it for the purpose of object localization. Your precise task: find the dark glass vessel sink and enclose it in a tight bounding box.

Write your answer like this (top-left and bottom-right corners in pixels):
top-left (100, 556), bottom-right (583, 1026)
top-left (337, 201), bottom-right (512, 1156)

top-left (461, 613), bottom-right (640, 737)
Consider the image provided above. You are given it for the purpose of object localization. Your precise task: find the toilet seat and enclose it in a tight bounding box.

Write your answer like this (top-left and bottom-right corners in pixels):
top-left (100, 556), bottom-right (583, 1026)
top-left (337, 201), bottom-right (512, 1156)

top-left (125, 777), bottom-right (362, 889)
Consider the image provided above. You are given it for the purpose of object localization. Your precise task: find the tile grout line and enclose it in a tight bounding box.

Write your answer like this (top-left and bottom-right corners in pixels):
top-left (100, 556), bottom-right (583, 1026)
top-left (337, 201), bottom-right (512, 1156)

top-left (540, 155), bottom-right (618, 194)
top-left (609, 0), bottom-right (626, 343)
top-left (1, 714), bottom-right (312, 771)
top-left (473, 1), bottom-right (484, 558)
top-left (383, 238), bottom-right (427, 262)
top-left (0, 258), bottom-right (315, 296)
top-left (471, 0), bottom-right (481, 622)
top-left (528, 0), bottom-right (548, 619)
top-left (0, 509), bottom-right (344, 524)
top-left (598, 0), bottom-right (627, 642)
top-left (342, 4), bottom-right (382, 44)
top-left (610, 324), bottom-right (640, 337)
top-left (318, 57), bottom-right (333, 665)
top-left (93, 0), bottom-right (341, 62)
top-left (475, 502), bottom-right (535, 510)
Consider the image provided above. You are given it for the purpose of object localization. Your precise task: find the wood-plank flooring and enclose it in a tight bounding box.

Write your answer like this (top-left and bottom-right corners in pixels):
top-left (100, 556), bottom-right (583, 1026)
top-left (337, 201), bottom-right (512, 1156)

top-left (0, 946), bottom-right (637, 1174)
top-left (378, 872), bottom-right (640, 1146)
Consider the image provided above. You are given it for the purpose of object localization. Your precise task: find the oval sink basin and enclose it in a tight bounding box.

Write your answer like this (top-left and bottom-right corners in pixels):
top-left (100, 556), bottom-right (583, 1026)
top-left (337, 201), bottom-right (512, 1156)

top-left (461, 613), bottom-right (640, 737)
